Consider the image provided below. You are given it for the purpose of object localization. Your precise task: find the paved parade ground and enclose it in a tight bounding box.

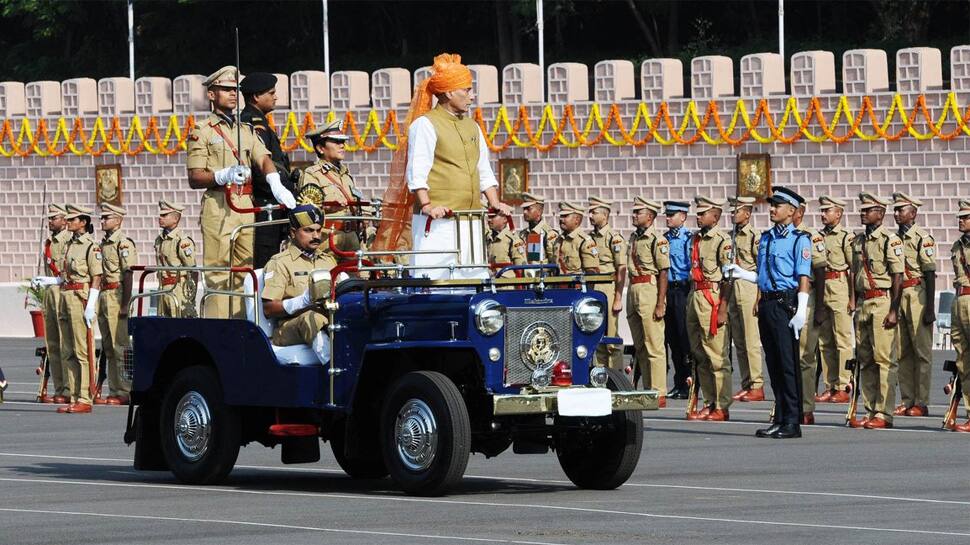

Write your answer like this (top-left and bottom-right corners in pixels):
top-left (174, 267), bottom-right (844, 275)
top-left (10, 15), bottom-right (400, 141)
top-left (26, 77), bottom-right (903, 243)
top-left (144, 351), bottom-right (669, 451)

top-left (0, 337), bottom-right (967, 544)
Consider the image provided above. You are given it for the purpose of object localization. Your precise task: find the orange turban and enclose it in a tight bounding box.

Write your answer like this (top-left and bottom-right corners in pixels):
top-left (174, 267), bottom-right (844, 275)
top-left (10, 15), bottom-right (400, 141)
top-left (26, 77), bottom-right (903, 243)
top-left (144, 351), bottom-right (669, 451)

top-left (427, 53), bottom-right (473, 94)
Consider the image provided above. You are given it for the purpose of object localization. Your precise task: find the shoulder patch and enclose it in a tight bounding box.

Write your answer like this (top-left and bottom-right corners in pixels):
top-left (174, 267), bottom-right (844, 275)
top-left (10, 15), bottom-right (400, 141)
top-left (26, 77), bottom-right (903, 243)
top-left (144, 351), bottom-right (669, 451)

top-left (802, 248), bottom-right (811, 260)
top-left (589, 247), bottom-right (599, 256)
top-left (657, 238), bottom-right (669, 246)
top-left (890, 239), bottom-right (902, 247)
top-left (264, 270), bottom-right (275, 281)
top-left (660, 245), bottom-right (669, 254)
top-left (923, 240), bottom-right (935, 247)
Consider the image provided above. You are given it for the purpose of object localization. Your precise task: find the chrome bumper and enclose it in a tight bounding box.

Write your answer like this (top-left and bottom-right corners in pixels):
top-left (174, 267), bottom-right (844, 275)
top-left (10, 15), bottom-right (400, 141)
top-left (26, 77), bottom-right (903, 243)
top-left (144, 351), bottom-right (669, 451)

top-left (492, 389), bottom-right (660, 416)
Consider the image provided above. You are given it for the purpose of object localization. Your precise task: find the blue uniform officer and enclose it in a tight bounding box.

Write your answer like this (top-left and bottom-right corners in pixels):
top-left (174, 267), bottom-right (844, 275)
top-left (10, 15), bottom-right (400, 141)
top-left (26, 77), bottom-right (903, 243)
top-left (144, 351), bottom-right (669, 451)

top-left (724, 187), bottom-right (811, 439)
top-left (663, 201), bottom-right (693, 397)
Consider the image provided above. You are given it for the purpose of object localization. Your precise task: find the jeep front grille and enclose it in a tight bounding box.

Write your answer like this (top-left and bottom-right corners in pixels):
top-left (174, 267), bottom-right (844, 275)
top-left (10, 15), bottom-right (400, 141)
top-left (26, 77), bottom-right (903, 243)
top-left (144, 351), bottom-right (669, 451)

top-left (503, 306), bottom-right (572, 386)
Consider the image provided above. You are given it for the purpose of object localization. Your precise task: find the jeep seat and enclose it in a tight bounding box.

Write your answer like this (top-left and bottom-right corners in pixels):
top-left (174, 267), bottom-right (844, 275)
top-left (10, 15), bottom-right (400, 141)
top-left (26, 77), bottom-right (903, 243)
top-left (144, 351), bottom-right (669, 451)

top-left (243, 269), bottom-right (323, 366)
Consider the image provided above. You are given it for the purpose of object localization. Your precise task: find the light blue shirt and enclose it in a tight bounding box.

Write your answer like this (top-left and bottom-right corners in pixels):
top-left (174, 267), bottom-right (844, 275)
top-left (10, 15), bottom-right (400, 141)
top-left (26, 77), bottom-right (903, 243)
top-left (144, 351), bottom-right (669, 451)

top-left (757, 223), bottom-right (812, 292)
top-left (665, 227), bottom-right (692, 282)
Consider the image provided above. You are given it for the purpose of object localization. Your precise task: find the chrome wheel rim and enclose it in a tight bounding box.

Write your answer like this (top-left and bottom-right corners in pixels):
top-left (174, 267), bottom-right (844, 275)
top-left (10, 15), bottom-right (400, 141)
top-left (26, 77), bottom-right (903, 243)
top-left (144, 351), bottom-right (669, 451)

top-left (394, 399), bottom-right (438, 472)
top-left (174, 391), bottom-right (211, 462)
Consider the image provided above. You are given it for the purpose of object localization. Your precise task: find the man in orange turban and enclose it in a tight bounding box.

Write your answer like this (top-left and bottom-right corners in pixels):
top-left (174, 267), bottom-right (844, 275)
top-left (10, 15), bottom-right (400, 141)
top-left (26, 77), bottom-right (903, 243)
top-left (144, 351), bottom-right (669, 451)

top-left (402, 53), bottom-right (513, 280)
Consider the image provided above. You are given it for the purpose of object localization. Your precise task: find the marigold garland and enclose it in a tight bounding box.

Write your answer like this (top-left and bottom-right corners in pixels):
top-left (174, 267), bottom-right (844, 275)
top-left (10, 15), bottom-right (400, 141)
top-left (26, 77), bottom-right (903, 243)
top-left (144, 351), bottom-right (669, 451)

top-left (1, 93), bottom-right (969, 158)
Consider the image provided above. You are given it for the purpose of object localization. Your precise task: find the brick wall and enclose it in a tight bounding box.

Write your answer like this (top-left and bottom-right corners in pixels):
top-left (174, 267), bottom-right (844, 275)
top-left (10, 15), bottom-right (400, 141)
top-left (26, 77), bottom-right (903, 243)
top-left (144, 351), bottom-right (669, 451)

top-left (1, 91), bottom-right (966, 288)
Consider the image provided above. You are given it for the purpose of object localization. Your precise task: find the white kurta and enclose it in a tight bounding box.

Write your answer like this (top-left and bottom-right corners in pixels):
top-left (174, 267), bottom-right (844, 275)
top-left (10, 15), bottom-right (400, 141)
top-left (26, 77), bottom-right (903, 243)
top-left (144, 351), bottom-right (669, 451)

top-left (406, 113), bottom-right (497, 281)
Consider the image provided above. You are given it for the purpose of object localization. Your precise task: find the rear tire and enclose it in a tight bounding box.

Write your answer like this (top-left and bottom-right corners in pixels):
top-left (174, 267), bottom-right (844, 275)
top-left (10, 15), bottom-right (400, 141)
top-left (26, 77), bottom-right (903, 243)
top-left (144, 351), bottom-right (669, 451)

top-left (159, 366), bottom-right (240, 484)
top-left (554, 368), bottom-right (643, 490)
top-left (380, 371), bottom-right (470, 496)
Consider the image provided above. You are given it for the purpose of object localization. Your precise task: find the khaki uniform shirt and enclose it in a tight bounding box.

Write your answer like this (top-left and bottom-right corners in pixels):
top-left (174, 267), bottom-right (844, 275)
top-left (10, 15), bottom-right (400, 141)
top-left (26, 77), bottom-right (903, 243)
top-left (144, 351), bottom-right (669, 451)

top-left (851, 224), bottom-right (905, 291)
top-left (590, 224), bottom-right (626, 275)
top-left (262, 244), bottom-right (337, 328)
top-left (627, 227), bottom-right (670, 276)
top-left (155, 227), bottom-right (197, 280)
top-left (186, 112), bottom-right (271, 195)
top-left (898, 224), bottom-right (937, 279)
top-left (798, 226), bottom-right (827, 281)
top-left (62, 233), bottom-right (103, 284)
top-left (100, 229), bottom-right (137, 285)
top-left (556, 229), bottom-right (599, 274)
top-left (822, 223), bottom-right (853, 272)
top-left (45, 229), bottom-right (72, 276)
top-left (519, 220), bottom-right (560, 264)
top-left (692, 227), bottom-right (733, 282)
top-left (298, 159), bottom-right (360, 216)
top-left (731, 224), bottom-right (761, 272)
top-left (952, 235), bottom-right (970, 289)
top-left (487, 226), bottom-right (526, 276)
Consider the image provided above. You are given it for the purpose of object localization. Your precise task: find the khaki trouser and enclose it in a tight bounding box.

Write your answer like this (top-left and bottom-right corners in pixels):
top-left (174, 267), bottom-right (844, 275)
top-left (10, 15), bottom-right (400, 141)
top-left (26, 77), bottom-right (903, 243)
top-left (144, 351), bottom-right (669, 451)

top-left (201, 190), bottom-right (253, 319)
top-left (855, 294), bottom-right (898, 423)
top-left (97, 287), bottom-right (129, 398)
top-left (626, 281), bottom-right (666, 395)
top-left (949, 295), bottom-right (970, 416)
top-left (728, 280), bottom-right (763, 389)
top-left (42, 285), bottom-right (67, 397)
top-left (687, 288), bottom-right (731, 410)
top-left (58, 289), bottom-right (92, 405)
top-left (273, 310), bottom-right (328, 346)
top-left (818, 274), bottom-right (854, 390)
top-left (157, 279), bottom-right (193, 318)
top-left (594, 282), bottom-right (624, 370)
top-left (798, 292), bottom-right (820, 414)
top-left (896, 284), bottom-right (933, 408)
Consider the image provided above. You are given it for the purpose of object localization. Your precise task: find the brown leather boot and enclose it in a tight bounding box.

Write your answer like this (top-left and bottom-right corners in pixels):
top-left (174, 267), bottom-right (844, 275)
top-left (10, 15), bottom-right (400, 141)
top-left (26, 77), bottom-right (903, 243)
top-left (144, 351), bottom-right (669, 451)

top-left (800, 412), bottom-right (815, 425)
top-left (731, 389), bottom-right (749, 401)
top-left (687, 405), bottom-right (712, 421)
top-left (704, 409), bottom-right (730, 421)
top-left (892, 404), bottom-right (909, 416)
top-left (740, 388), bottom-right (765, 402)
top-left (905, 405), bottom-right (928, 417)
top-left (952, 420), bottom-right (970, 433)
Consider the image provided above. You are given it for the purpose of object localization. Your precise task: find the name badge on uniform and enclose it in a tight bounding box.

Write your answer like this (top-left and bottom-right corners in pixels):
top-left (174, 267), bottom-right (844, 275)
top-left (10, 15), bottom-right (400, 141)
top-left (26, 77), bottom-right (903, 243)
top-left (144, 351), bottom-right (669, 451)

top-left (121, 249), bottom-right (130, 258)
top-left (660, 245), bottom-right (668, 254)
top-left (590, 247), bottom-right (599, 256)
top-left (210, 135), bottom-right (224, 145)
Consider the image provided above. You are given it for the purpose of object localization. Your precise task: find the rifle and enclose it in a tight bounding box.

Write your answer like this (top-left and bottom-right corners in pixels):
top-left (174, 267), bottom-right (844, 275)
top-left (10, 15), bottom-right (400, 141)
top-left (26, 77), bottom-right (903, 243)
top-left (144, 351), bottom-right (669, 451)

top-left (685, 354), bottom-right (699, 417)
top-left (87, 327), bottom-right (97, 400)
top-left (34, 347), bottom-right (49, 401)
top-left (844, 357), bottom-right (862, 426)
top-left (942, 359), bottom-right (963, 430)
top-left (94, 345), bottom-right (107, 402)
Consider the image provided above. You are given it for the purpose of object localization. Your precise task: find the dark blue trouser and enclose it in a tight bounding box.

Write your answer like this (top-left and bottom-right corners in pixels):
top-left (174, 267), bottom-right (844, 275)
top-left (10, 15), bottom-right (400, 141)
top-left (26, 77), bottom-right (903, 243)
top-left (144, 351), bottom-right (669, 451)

top-left (758, 293), bottom-right (803, 425)
top-left (665, 282), bottom-right (691, 390)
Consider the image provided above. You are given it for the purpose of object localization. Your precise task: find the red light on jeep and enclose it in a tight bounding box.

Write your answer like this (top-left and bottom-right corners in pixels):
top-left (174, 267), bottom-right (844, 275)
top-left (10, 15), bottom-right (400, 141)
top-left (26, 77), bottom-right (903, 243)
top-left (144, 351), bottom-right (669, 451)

top-left (551, 360), bottom-right (572, 386)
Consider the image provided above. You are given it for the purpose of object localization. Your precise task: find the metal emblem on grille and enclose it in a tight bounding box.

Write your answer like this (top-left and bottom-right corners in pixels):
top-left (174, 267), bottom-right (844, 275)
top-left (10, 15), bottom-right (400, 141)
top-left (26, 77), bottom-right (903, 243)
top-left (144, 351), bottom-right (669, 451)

top-left (520, 322), bottom-right (560, 371)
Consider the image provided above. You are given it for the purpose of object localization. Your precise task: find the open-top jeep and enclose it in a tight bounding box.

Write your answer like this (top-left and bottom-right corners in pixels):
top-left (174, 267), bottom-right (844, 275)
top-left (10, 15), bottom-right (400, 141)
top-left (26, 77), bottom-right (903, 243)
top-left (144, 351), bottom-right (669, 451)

top-left (124, 211), bottom-right (659, 496)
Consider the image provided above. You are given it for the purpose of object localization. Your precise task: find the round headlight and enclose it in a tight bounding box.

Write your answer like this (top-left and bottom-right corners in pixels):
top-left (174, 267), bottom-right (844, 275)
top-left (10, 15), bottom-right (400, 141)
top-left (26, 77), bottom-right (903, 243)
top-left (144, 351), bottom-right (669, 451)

top-left (573, 297), bottom-right (605, 332)
top-left (590, 366), bottom-right (609, 388)
top-left (475, 300), bottom-right (504, 336)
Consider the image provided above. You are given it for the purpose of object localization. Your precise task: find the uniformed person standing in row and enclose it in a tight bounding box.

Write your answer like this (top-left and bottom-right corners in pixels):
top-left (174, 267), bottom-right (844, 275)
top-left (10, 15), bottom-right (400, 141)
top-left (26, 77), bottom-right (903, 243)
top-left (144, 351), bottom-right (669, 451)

top-left (815, 196), bottom-right (854, 404)
top-left (726, 196), bottom-right (764, 402)
top-left (555, 202), bottom-right (599, 275)
top-left (891, 192), bottom-right (936, 418)
top-left (486, 209), bottom-right (526, 277)
top-left (626, 197), bottom-right (670, 404)
top-left (33, 204), bottom-right (73, 403)
top-left (262, 204), bottom-right (338, 364)
top-left (187, 66), bottom-right (294, 319)
top-left (686, 196), bottom-right (733, 421)
top-left (96, 203), bottom-right (137, 405)
top-left (155, 200), bottom-right (198, 318)
top-left (588, 197), bottom-right (627, 370)
top-left (240, 72), bottom-right (298, 269)
top-left (299, 121), bottom-right (362, 256)
top-left (793, 202), bottom-right (828, 424)
top-left (56, 205), bottom-right (102, 414)
top-left (850, 193), bottom-right (904, 429)
top-left (946, 198), bottom-right (970, 433)
top-left (663, 201), bottom-right (693, 399)
top-left (727, 187), bottom-right (812, 439)
top-left (519, 192), bottom-right (559, 266)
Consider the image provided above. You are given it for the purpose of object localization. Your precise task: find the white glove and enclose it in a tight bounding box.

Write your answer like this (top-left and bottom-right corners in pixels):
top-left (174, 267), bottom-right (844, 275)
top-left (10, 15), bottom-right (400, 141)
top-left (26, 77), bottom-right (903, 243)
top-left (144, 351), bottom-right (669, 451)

top-left (281, 288), bottom-right (312, 316)
top-left (31, 276), bottom-right (61, 288)
top-left (214, 165), bottom-right (248, 186)
top-left (266, 171), bottom-right (296, 209)
top-left (722, 264), bottom-right (757, 283)
top-left (84, 288), bottom-right (100, 329)
top-left (788, 291), bottom-right (809, 340)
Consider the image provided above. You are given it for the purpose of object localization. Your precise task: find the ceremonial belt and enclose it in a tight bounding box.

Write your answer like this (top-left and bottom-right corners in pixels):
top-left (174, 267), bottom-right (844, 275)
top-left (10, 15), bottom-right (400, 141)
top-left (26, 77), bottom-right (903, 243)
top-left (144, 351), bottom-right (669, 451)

top-left (630, 275), bottom-right (654, 284)
top-left (44, 240), bottom-right (61, 277)
top-left (959, 286), bottom-right (970, 297)
top-left (102, 282), bottom-right (121, 290)
top-left (863, 289), bottom-right (888, 300)
top-left (761, 289), bottom-right (796, 302)
top-left (824, 269), bottom-right (848, 280)
top-left (62, 282), bottom-right (88, 291)
top-left (690, 234), bottom-right (720, 336)
top-left (901, 278), bottom-right (922, 289)
top-left (160, 277), bottom-right (179, 286)
top-left (211, 124), bottom-right (253, 197)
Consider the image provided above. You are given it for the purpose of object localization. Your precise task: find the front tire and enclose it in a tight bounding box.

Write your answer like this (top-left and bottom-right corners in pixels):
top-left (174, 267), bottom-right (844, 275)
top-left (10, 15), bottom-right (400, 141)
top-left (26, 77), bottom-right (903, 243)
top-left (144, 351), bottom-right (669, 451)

top-left (380, 371), bottom-right (470, 496)
top-left (554, 368), bottom-right (643, 490)
top-left (159, 366), bottom-right (240, 484)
